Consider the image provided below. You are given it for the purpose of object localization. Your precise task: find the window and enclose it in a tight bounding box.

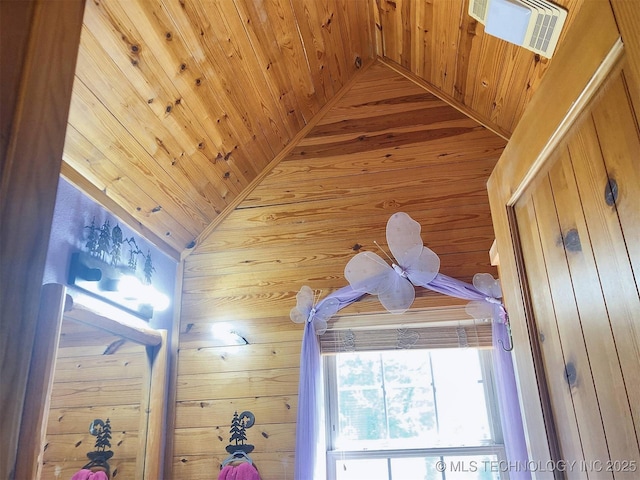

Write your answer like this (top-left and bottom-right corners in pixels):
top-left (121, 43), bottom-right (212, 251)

top-left (324, 347), bottom-right (507, 480)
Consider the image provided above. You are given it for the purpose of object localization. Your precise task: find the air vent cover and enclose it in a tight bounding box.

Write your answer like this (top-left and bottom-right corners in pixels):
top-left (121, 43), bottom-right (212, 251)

top-left (468, 0), bottom-right (567, 58)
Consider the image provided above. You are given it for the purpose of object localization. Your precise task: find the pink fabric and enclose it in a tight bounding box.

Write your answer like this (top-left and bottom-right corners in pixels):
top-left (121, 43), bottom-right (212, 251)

top-left (218, 462), bottom-right (261, 480)
top-left (71, 470), bottom-right (109, 480)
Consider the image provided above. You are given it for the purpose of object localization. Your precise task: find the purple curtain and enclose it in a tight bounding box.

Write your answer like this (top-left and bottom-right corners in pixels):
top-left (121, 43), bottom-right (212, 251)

top-left (493, 322), bottom-right (531, 479)
top-left (294, 319), bottom-right (324, 480)
top-left (294, 271), bottom-right (529, 479)
top-left (420, 274), bottom-right (531, 479)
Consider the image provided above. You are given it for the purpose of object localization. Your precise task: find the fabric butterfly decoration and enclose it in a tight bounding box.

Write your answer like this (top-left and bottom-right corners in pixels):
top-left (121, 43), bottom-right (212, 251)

top-left (344, 212), bottom-right (440, 314)
top-left (290, 285), bottom-right (340, 334)
top-left (465, 273), bottom-right (506, 323)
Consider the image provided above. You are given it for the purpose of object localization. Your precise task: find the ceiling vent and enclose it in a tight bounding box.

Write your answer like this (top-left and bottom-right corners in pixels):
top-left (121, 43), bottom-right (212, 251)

top-left (469, 0), bottom-right (567, 58)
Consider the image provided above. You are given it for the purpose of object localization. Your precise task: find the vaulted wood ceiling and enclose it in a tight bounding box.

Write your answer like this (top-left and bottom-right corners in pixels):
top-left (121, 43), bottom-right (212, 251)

top-left (62, 0), bottom-right (583, 258)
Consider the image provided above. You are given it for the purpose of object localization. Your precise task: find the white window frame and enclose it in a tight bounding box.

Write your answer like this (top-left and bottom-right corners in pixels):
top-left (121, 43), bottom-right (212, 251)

top-left (324, 349), bottom-right (509, 480)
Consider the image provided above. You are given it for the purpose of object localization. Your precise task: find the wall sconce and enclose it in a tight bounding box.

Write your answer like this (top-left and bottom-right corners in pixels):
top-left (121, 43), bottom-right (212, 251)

top-left (68, 252), bottom-right (169, 320)
top-left (210, 323), bottom-right (249, 345)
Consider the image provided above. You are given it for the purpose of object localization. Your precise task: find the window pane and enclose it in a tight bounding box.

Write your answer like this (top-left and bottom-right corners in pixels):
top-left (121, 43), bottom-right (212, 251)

top-left (334, 349), bottom-right (494, 449)
top-left (336, 458), bottom-right (388, 480)
top-left (430, 350), bottom-right (492, 445)
top-left (439, 455), bottom-right (501, 480)
top-left (338, 388), bottom-right (387, 441)
top-left (389, 456), bottom-right (433, 480)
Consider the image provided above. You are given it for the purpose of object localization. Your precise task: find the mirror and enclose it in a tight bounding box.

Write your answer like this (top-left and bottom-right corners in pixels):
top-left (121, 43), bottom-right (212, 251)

top-left (23, 285), bottom-right (167, 480)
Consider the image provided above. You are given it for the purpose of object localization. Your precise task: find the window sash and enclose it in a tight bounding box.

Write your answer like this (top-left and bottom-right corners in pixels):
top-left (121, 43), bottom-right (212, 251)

top-left (326, 446), bottom-right (510, 480)
top-left (324, 349), bottom-right (506, 479)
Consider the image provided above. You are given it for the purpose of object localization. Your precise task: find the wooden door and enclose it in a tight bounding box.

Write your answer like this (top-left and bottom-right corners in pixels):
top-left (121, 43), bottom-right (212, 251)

top-left (514, 64), bottom-right (640, 477)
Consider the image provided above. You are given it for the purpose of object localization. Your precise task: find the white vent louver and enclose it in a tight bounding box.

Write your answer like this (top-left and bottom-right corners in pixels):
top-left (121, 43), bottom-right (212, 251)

top-left (469, 0), bottom-right (568, 58)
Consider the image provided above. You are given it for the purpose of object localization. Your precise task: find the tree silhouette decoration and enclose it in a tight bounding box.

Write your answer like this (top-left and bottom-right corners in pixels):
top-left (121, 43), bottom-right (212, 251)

top-left (81, 218), bottom-right (156, 284)
top-left (83, 418), bottom-right (114, 475)
top-left (85, 217), bottom-right (99, 256)
top-left (225, 411), bottom-right (255, 454)
top-left (143, 250), bottom-right (156, 284)
top-left (110, 224), bottom-right (123, 266)
top-left (97, 220), bottom-right (111, 261)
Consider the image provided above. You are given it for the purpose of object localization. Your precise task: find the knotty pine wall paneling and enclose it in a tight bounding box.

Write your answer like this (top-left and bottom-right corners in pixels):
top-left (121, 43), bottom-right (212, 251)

top-left (374, 0), bottom-right (585, 136)
top-left (175, 60), bottom-right (506, 479)
top-left (42, 319), bottom-right (149, 479)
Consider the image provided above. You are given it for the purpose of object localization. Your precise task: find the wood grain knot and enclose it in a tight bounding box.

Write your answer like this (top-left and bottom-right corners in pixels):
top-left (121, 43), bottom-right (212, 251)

top-left (563, 229), bottom-right (581, 252)
top-left (564, 362), bottom-right (577, 386)
top-left (604, 177), bottom-right (618, 206)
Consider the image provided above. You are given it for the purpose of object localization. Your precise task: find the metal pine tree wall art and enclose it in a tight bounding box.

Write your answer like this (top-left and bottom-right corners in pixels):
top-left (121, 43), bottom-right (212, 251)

top-left (81, 217), bottom-right (155, 284)
top-left (226, 411), bottom-right (255, 454)
top-left (83, 418), bottom-right (114, 473)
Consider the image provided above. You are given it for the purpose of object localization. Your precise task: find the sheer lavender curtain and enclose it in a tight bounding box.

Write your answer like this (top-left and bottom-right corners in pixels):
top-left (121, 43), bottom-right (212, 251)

top-left (420, 274), bottom-right (531, 479)
top-left (294, 319), bottom-right (323, 480)
top-left (493, 321), bottom-right (531, 480)
top-left (293, 235), bottom-right (529, 479)
top-left (293, 276), bottom-right (529, 480)
top-left (294, 287), bottom-right (364, 480)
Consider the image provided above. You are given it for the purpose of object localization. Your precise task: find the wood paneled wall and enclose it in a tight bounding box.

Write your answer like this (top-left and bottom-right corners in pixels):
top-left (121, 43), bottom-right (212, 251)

top-left (375, 0), bottom-right (585, 137)
top-left (175, 60), bottom-right (505, 479)
top-left (43, 319), bottom-right (149, 479)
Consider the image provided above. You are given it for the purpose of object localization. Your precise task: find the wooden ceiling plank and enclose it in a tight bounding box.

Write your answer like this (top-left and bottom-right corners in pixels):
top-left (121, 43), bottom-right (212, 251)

top-left (376, 0), bottom-right (398, 60)
top-left (78, 12), bottom-right (238, 208)
top-left (183, 254), bottom-right (495, 292)
top-left (214, 0), bottom-right (300, 141)
top-left (67, 80), bottom-right (210, 240)
top-left (242, 155), bottom-right (494, 207)
top-left (453, 8), bottom-right (481, 106)
top-left (302, 103), bottom-right (470, 140)
top-left (73, 38), bottom-right (231, 218)
top-left (492, 48), bottom-right (538, 133)
top-left (254, 124), bottom-right (488, 166)
top-left (417, 0), bottom-right (434, 80)
top-left (183, 234), bottom-right (496, 289)
top-left (316, 67), bottom-right (445, 122)
top-left (263, 137), bottom-right (504, 186)
top-left (200, 193), bottom-right (493, 233)
top-left (190, 222), bottom-right (493, 269)
top-left (244, 0), bottom-right (323, 124)
top-left (180, 289), bottom-right (472, 324)
top-left (183, 57), bottom-right (377, 256)
top-left (183, 250), bottom-right (494, 292)
top-left (231, 0), bottom-right (308, 128)
top-left (342, 0), bottom-right (374, 69)
top-left (64, 125), bottom-right (201, 253)
top-left (315, 0), bottom-right (352, 90)
top-left (149, 2), bottom-right (272, 184)
top-left (93, 0), bottom-right (254, 194)
top-left (467, 34), bottom-right (511, 127)
top-left (289, 0), bottom-right (336, 102)
top-left (192, 0), bottom-right (292, 152)
top-left (378, 57), bottom-right (511, 139)
top-left (159, 0), bottom-right (279, 163)
top-left (193, 216), bottom-right (495, 256)
top-left (142, 0), bottom-right (271, 181)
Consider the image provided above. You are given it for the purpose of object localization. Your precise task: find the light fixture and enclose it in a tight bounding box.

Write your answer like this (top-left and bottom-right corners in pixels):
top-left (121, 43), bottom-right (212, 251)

top-left (211, 323), bottom-right (249, 345)
top-left (68, 252), bottom-right (170, 319)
